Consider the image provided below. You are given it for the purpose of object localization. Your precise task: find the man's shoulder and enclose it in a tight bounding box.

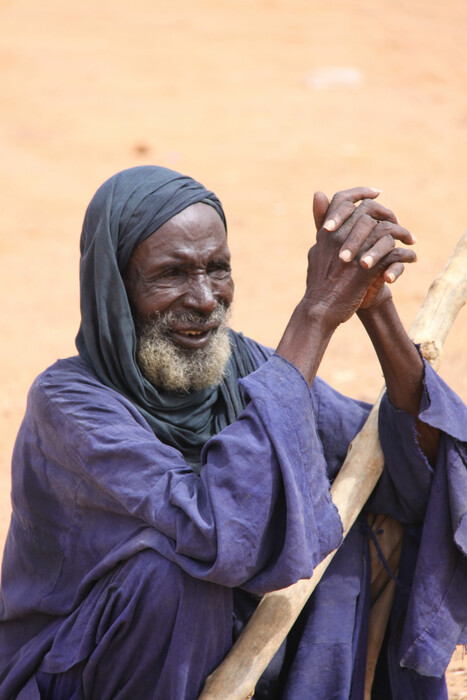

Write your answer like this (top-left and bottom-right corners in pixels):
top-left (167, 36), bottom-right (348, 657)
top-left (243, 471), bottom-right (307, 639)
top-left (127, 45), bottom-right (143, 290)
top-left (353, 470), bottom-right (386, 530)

top-left (29, 355), bottom-right (140, 426)
top-left (34, 355), bottom-right (109, 396)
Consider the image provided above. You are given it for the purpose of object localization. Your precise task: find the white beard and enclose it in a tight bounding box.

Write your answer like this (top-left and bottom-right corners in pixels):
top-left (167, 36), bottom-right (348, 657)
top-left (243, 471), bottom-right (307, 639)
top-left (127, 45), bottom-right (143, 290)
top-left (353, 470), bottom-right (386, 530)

top-left (136, 307), bottom-right (232, 392)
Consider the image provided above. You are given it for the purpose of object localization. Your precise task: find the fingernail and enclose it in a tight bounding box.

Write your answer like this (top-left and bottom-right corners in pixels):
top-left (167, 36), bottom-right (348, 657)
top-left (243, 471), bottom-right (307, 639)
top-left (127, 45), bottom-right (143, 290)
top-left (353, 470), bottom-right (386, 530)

top-left (370, 188), bottom-right (382, 194)
top-left (323, 218), bottom-right (337, 231)
top-left (361, 255), bottom-right (374, 268)
top-left (411, 234), bottom-right (418, 243)
top-left (386, 272), bottom-right (395, 283)
top-left (339, 249), bottom-right (352, 262)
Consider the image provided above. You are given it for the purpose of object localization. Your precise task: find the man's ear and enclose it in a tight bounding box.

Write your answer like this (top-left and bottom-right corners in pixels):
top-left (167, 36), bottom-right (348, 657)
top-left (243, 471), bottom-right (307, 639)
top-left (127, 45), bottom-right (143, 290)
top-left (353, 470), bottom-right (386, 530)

top-left (313, 191), bottom-right (330, 231)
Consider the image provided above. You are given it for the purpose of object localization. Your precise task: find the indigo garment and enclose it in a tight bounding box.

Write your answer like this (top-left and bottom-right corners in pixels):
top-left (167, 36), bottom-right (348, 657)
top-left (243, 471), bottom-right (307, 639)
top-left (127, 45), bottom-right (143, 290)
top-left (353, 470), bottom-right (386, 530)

top-left (0, 341), bottom-right (466, 699)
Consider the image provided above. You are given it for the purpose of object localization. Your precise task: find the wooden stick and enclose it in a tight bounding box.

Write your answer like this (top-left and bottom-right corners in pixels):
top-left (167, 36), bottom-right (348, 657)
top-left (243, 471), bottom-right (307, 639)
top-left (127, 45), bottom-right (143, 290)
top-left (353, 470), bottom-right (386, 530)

top-left (199, 230), bottom-right (467, 700)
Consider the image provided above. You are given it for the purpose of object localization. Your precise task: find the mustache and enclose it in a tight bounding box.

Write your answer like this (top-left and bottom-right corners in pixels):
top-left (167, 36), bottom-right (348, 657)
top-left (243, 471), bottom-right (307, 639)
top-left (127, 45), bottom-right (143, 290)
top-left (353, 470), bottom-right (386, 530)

top-left (138, 306), bottom-right (230, 334)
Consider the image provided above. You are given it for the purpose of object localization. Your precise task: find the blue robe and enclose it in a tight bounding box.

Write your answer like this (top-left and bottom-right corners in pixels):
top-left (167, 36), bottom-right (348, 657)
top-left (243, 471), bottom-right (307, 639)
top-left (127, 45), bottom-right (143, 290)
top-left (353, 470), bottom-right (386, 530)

top-left (0, 337), bottom-right (466, 699)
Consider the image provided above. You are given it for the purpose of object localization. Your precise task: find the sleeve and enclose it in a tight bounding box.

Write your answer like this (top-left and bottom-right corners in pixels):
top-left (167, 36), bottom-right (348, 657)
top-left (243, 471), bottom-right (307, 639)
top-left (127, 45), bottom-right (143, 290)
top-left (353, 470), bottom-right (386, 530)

top-left (369, 359), bottom-right (467, 526)
top-left (33, 355), bottom-right (344, 595)
top-left (370, 360), bottom-right (467, 677)
top-left (311, 376), bottom-right (371, 481)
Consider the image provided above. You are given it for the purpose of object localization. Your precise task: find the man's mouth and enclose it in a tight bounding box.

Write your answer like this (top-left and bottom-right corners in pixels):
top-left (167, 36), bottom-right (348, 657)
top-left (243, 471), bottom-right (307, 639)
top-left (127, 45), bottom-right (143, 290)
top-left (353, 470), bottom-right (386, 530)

top-left (169, 325), bottom-right (218, 349)
top-left (136, 308), bottom-right (229, 352)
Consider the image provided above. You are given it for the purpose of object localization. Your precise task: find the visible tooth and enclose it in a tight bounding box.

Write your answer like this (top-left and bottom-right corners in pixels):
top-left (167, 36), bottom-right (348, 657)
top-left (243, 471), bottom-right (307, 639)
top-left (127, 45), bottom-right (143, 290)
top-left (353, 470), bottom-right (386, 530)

top-left (181, 330), bottom-right (203, 335)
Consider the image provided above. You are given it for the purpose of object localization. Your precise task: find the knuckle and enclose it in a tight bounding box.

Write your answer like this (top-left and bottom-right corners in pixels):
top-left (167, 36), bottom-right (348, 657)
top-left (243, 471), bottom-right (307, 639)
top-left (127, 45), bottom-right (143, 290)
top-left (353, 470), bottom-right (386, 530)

top-left (331, 191), bottom-right (345, 203)
top-left (378, 220), bottom-right (392, 232)
top-left (360, 197), bottom-right (379, 210)
top-left (346, 233), bottom-right (361, 249)
top-left (335, 201), bottom-right (356, 219)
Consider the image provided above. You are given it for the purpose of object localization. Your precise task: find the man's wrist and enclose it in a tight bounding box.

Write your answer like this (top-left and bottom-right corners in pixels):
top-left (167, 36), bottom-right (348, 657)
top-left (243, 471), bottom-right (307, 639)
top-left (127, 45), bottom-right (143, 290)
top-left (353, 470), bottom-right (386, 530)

top-left (357, 293), bottom-right (395, 323)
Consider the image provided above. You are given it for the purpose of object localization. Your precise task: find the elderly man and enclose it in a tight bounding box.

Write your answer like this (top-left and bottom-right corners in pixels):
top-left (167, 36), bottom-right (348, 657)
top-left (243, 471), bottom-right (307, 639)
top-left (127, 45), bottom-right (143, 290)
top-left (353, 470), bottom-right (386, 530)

top-left (0, 166), bottom-right (466, 700)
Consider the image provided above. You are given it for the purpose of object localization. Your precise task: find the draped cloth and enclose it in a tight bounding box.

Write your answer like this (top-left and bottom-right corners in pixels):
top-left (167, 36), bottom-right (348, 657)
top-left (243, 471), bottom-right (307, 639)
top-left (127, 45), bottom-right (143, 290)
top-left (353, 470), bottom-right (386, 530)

top-left (75, 165), bottom-right (260, 469)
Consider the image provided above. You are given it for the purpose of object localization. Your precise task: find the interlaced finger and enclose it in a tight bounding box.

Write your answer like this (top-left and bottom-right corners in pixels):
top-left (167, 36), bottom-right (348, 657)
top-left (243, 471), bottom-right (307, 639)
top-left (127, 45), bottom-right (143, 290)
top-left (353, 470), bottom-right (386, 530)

top-left (323, 198), bottom-right (400, 243)
top-left (322, 187), bottom-right (382, 231)
top-left (383, 262), bottom-right (405, 284)
top-left (339, 220), bottom-right (415, 263)
top-left (369, 246), bottom-right (418, 273)
top-left (359, 232), bottom-right (397, 269)
top-left (360, 224), bottom-right (417, 269)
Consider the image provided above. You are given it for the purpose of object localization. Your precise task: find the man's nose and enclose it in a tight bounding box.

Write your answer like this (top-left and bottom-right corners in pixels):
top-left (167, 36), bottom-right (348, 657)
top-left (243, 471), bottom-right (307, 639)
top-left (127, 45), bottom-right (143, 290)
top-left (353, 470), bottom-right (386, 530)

top-left (184, 274), bottom-right (217, 314)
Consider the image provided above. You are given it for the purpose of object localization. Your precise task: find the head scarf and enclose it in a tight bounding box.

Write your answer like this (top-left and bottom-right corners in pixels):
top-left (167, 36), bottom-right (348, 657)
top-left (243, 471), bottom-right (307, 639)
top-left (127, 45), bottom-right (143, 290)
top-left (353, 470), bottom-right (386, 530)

top-left (76, 165), bottom-right (258, 470)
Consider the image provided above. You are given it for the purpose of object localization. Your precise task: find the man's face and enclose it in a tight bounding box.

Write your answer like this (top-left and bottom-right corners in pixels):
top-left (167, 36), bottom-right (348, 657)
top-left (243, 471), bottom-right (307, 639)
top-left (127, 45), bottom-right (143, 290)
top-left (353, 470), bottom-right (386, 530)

top-left (123, 202), bottom-right (234, 391)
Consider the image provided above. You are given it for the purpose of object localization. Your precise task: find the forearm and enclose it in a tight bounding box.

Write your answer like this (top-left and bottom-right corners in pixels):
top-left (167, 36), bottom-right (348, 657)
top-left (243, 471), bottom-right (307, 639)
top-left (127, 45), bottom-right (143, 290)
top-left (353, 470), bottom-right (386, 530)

top-left (275, 302), bottom-right (337, 386)
top-left (358, 297), bottom-right (423, 412)
top-left (357, 297), bottom-right (440, 464)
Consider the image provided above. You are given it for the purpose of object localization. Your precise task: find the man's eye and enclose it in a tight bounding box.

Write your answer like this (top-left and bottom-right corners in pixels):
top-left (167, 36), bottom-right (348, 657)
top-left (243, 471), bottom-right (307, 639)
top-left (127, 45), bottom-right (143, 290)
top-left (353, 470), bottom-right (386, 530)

top-left (208, 264), bottom-right (231, 278)
top-left (159, 268), bottom-right (184, 279)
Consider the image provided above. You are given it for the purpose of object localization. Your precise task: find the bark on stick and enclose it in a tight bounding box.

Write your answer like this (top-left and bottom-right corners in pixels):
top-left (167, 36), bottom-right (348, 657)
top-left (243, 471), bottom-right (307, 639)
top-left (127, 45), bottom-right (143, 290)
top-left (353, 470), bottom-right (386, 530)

top-left (199, 230), bottom-right (467, 700)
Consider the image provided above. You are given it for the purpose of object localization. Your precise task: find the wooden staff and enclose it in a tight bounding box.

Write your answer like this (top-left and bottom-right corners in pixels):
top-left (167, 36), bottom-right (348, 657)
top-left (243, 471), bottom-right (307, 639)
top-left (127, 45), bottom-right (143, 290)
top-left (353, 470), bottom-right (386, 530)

top-left (199, 230), bottom-right (467, 700)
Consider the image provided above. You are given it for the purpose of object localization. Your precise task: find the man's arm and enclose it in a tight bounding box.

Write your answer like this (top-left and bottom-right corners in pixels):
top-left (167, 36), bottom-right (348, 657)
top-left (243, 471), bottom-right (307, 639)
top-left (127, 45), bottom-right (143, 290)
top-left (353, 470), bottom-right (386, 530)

top-left (276, 187), bottom-right (439, 464)
top-left (324, 187), bottom-right (440, 464)
top-left (357, 299), bottom-right (440, 465)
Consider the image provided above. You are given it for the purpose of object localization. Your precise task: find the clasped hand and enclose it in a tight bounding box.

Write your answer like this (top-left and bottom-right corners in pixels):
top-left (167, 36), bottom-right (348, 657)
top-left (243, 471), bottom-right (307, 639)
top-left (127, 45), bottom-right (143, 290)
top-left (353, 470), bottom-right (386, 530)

top-left (303, 187), bottom-right (417, 327)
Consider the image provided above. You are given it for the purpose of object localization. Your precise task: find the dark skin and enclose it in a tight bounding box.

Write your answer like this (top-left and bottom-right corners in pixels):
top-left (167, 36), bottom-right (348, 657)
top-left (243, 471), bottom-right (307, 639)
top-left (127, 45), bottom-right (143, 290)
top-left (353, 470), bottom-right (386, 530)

top-left (276, 186), bottom-right (440, 464)
top-left (123, 203), bottom-right (234, 351)
top-left (124, 193), bottom-right (439, 464)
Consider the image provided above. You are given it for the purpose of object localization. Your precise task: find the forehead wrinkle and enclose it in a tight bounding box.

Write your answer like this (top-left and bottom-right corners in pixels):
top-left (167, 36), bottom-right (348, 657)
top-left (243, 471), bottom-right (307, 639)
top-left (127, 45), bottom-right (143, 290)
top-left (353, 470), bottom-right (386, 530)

top-left (145, 249), bottom-right (230, 274)
top-left (141, 232), bottom-right (229, 260)
top-left (127, 202), bottom-right (230, 277)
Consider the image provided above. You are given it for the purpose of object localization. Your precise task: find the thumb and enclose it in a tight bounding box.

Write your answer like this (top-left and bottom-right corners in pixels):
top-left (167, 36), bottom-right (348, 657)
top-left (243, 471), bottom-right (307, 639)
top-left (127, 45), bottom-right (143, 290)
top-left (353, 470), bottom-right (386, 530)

top-left (313, 191), bottom-right (330, 231)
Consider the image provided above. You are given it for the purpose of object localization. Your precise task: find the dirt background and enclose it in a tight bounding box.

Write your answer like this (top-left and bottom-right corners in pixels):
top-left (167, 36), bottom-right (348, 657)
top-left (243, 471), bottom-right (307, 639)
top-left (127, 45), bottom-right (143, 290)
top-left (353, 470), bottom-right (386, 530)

top-left (1, 0), bottom-right (466, 694)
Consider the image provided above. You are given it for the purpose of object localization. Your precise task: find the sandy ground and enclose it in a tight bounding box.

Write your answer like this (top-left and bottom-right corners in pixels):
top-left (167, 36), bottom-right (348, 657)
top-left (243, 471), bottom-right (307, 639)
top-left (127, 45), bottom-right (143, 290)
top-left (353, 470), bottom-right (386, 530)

top-left (1, 0), bottom-right (466, 694)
